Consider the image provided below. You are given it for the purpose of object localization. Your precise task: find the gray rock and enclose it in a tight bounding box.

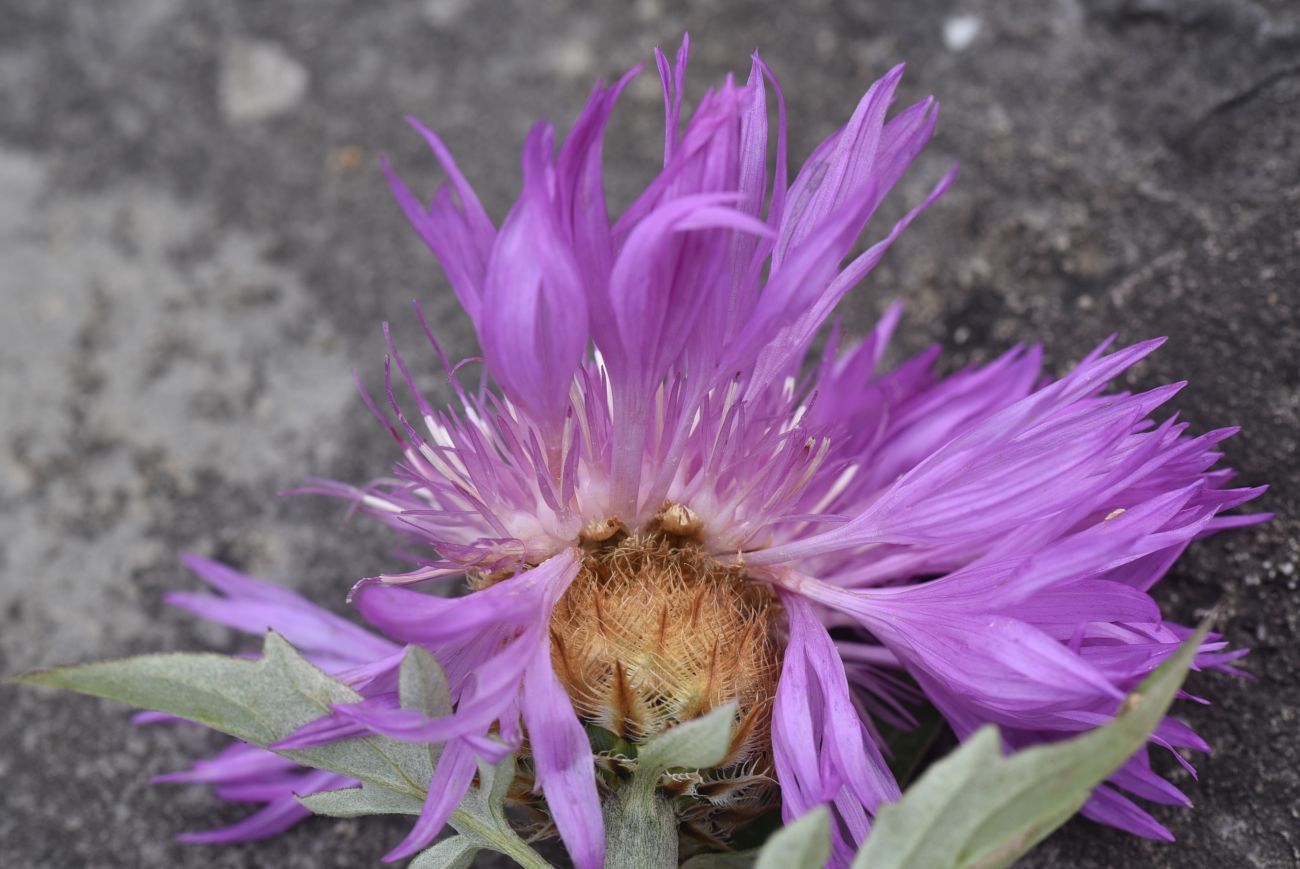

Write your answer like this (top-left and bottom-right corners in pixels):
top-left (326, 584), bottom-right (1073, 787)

top-left (0, 0), bottom-right (1295, 866)
top-left (218, 38), bottom-right (309, 124)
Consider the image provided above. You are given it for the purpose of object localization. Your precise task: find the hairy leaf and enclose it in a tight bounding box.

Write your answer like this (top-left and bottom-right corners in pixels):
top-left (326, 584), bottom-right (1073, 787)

top-left (754, 806), bottom-right (830, 869)
top-left (606, 699), bottom-right (741, 868)
top-left (638, 700), bottom-right (738, 773)
top-left (399, 644), bottom-right (451, 784)
top-left (14, 632), bottom-right (555, 867)
top-left (853, 621), bottom-right (1211, 869)
top-left (11, 631), bottom-right (431, 797)
top-left (298, 783), bottom-right (423, 817)
top-left (409, 835), bottom-right (480, 869)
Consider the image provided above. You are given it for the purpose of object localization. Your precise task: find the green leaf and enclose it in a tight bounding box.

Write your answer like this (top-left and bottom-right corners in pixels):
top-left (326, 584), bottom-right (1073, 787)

top-left (409, 835), bottom-right (480, 869)
top-left (473, 750), bottom-right (518, 815)
top-left (297, 783), bottom-right (423, 817)
top-left (638, 701), bottom-right (738, 773)
top-left (584, 723), bottom-right (629, 756)
top-left (460, 752), bottom-right (517, 825)
top-left (398, 644), bottom-right (451, 784)
top-left (606, 701), bottom-right (744, 867)
top-left (853, 620), bottom-right (1212, 869)
top-left (450, 752), bottom-right (557, 869)
top-left (606, 697), bottom-right (741, 868)
top-left (400, 644), bottom-right (452, 720)
top-left (11, 631), bottom-right (432, 798)
top-left (15, 632), bottom-right (557, 868)
top-left (11, 632), bottom-right (328, 746)
top-left (754, 806), bottom-right (831, 869)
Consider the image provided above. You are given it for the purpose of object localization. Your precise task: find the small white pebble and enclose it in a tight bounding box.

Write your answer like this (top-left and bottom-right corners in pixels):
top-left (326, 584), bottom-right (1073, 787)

top-left (550, 37), bottom-right (594, 79)
top-left (634, 0), bottom-right (663, 21)
top-left (943, 15), bottom-right (981, 52)
top-left (218, 39), bottom-right (308, 124)
top-left (422, 0), bottom-right (470, 28)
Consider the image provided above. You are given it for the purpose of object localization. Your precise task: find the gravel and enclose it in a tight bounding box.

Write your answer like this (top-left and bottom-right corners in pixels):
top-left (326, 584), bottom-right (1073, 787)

top-left (1, 0), bottom-right (1296, 866)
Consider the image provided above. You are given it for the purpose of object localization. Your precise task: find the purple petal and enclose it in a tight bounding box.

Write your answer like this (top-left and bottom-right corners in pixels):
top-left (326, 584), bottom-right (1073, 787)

top-left (520, 638), bottom-right (604, 869)
top-left (383, 738), bottom-right (478, 861)
top-left (272, 700), bottom-right (385, 750)
top-left (174, 555), bottom-right (398, 664)
top-left (480, 123), bottom-right (589, 431)
top-left (154, 743), bottom-right (298, 785)
top-left (774, 64), bottom-right (906, 264)
top-left (556, 66), bottom-right (640, 304)
top-left (1081, 784), bottom-right (1175, 841)
top-left (351, 579), bottom-right (535, 647)
top-left (175, 770), bottom-right (349, 844)
top-left (164, 591), bottom-right (397, 665)
top-left (383, 118), bottom-right (496, 324)
top-left (772, 592), bottom-right (899, 853)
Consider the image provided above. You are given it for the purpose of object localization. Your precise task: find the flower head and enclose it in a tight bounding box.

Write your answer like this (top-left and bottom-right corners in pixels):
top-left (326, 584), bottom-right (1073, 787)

top-left (159, 37), bottom-right (1265, 868)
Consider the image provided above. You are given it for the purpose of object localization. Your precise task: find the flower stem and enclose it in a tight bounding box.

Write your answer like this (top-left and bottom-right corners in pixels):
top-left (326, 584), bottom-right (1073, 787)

top-left (603, 780), bottom-right (678, 869)
top-left (450, 807), bottom-right (554, 869)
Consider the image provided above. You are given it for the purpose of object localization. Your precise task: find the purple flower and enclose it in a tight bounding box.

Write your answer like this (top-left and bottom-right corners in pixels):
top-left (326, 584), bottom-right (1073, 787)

top-left (158, 37), bottom-right (1267, 868)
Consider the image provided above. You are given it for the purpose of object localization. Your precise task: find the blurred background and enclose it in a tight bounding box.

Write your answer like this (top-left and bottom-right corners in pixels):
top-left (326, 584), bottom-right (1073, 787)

top-left (1, 0), bottom-right (1296, 866)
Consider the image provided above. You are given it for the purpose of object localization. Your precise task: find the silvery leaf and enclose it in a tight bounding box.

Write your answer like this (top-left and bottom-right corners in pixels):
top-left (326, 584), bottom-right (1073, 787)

top-left (853, 620), bottom-right (1211, 869)
top-left (754, 806), bottom-right (830, 869)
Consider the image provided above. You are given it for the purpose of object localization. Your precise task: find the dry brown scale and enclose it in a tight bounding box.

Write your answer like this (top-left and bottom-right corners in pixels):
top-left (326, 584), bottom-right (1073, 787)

top-left (476, 502), bottom-right (789, 851)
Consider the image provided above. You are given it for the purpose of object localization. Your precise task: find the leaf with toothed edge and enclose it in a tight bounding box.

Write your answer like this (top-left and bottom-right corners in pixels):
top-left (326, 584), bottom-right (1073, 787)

top-left (9, 631), bottom-right (433, 798)
top-left (409, 835), bottom-right (481, 869)
top-left (11, 633), bottom-right (555, 868)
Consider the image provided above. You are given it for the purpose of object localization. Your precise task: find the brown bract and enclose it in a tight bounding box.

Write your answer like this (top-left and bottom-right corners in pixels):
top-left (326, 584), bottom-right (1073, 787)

top-left (547, 504), bottom-right (786, 843)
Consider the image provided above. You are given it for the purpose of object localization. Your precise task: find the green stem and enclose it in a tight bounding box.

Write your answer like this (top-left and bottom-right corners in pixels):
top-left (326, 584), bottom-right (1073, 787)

top-left (603, 781), bottom-right (678, 869)
top-left (450, 807), bottom-right (554, 869)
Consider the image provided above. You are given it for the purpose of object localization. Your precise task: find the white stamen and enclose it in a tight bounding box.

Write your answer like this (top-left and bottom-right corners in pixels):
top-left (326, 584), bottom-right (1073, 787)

top-left (592, 348), bottom-right (614, 413)
top-left (809, 463), bottom-right (859, 514)
top-left (414, 442), bottom-right (470, 488)
top-left (464, 404), bottom-right (491, 437)
top-left (424, 414), bottom-right (455, 449)
top-left (781, 403), bottom-right (808, 433)
top-left (360, 494), bottom-right (404, 514)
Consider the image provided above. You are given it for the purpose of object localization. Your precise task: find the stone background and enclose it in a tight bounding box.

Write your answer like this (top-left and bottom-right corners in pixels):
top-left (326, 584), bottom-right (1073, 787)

top-left (1, 0), bottom-right (1296, 866)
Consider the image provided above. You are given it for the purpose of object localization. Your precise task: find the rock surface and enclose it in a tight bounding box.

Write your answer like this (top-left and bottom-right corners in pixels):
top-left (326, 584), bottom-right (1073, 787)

top-left (1, 0), bottom-right (1296, 866)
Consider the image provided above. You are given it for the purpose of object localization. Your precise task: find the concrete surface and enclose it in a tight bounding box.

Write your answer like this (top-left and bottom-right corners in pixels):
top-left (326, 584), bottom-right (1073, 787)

top-left (1, 0), bottom-right (1296, 866)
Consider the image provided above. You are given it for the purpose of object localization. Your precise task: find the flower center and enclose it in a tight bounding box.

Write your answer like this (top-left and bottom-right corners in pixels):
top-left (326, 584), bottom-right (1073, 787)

top-left (549, 504), bottom-right (785, 840)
